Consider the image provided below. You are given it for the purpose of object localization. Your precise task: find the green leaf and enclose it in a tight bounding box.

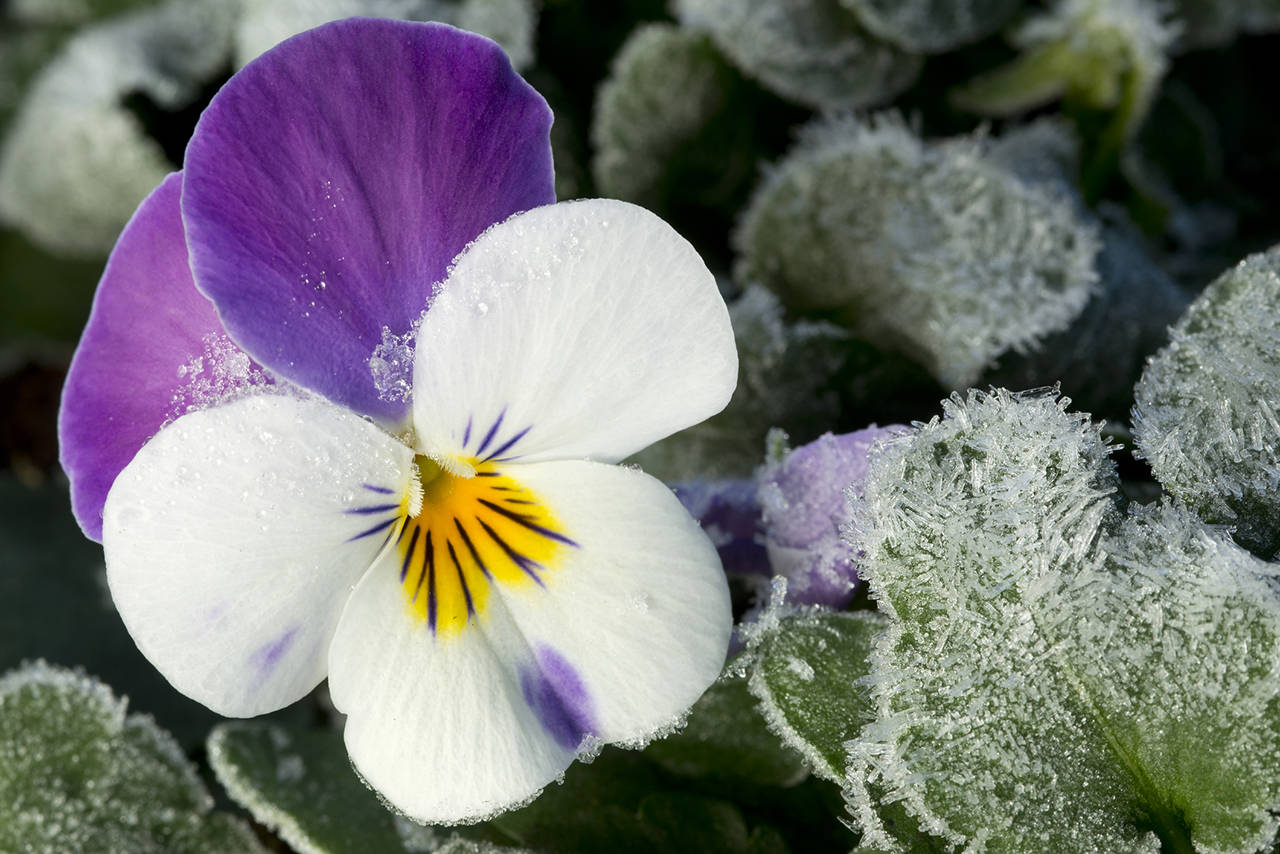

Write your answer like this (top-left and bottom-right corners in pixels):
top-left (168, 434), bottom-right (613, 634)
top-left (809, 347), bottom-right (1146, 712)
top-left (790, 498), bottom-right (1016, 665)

top-left (1133, 245), bottom-right (1280, 557)
top-left (747, 611), bottom-right (883, 785)
top-left (209, 721), bottom-right (412, 854)
top-left (673, 0), bottom-right (920, 112)
top-left (646, 670), bottom-right (808, 788)
top-left (848, 388), bottom-right (1280, 852)
top-left (0, 661), bottom-right (263, 854)
top-left (736, 116), bottom-right (1101, 390)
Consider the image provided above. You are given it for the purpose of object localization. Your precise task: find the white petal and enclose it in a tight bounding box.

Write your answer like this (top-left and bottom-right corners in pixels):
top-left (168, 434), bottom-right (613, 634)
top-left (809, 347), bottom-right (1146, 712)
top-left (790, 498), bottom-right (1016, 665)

top-left (327, 459), bottom-right (731, 824)
top-left (411, 199), bottom-right (737, 466)
top-left (103, 393), bottom-right (413, 717)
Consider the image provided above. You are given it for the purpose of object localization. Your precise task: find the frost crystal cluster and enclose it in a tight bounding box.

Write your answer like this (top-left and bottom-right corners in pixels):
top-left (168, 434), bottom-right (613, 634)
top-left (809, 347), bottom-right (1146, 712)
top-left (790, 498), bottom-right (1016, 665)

top-left (1134, 247), bottom-right (1280, 557)
top-left (842, 389), bottom-right (1280, 852)
top-left (737, 117), bottom-right (1101, 389)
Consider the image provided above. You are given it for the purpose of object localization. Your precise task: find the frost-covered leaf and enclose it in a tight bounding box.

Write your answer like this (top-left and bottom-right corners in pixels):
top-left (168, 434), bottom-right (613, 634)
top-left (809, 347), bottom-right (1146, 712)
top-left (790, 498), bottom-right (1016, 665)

top-left (631, 285), bottom-right (855, 480)
top-left (591, 24), bottom-right (754, 213)
top-left (0, 661), bottom-right (263, 854)
top-left (0, 0), bottom-right (235, 256)
top-left (234, 0), bottom-right (537, 70)
top-left (848, 388), bottom-right (1280, 852)
top-left (839, 0), bottom-right (1019, 53)
top-left (209, 721), bottom-right (417, 854)
top-left (736, 116), bottom-right (1100, 389)
top-left (646, 671), bottom-right (808, 788)
top-left (747, 610), bottom-right (883, 784)
top-left (1133, 247), bottom-right (1280, 557)
top-left (673, 0), bottom-right (921, 112)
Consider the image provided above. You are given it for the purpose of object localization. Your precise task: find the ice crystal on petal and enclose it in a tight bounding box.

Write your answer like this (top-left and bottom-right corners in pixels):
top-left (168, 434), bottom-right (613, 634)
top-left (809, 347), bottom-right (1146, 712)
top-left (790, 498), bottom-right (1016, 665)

top-left (840, 0), bottom-right (1019, 53)
top-left (1133, 246), bottom-right (1280, 557)
top-left (737, 116), bottom-right (1101, 389)
top-left (369, 325), bottom-right (417, 404)
top-left (168, 332), bottom-right (274, 420)
top-left (0, 0), bottom-right (235, 255)
top-left (673, 0), bottom-right (921, 112)
top-left (0, 661), bottom-right (263, 854)
top-left (847, 388), bottom-right (1280, 852)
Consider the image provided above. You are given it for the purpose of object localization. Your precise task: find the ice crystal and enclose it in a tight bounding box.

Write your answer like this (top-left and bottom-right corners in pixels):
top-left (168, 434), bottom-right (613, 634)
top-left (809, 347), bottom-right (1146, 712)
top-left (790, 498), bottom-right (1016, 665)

top-left (0, 661), bottom-right (263, 853)
top-left (847, 388), bottom-right (1280, 852)
top-left (234, 0), bottom-right (537, 70)
top-left (673, 0), bottom-right (921, 112)
top-left (736, 116), bottom-right (1100, 389)
top-left (168, 332), bottom-right (274, 421)
top-left (840, 0), bottom-right (1019, 53)
top-left (368, 325), bottom-right (417, 404)
top-left (0, 0), bottom-right (235, 256)
top-left (1133, 247), bottom-right (1280, 557)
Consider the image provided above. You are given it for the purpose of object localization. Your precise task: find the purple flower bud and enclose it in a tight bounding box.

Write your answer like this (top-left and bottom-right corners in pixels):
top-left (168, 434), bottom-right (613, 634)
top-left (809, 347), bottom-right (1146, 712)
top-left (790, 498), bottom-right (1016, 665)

top-left (673, 479), bottom-right (769, 579)
top-left (757, 425), bottom-right (902, 608)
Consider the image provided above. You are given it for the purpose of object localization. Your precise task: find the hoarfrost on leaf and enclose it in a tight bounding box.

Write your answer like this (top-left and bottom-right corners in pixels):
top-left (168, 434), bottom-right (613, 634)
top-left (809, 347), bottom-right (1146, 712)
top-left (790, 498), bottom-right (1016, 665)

top-left (207, 721), bottom-right (423, 853)
top-left (847, 388), bottom-right (1280, 853)
top-left (0, 661), bottom-right (264, 854)
top-left (1133, 246), bottom-right (1280, 557)
top-left (673, 0), bottom-right (921, 112)
top-left (736, 116), bottom-right (1101, 389)
top-left (0, 0), bottom-right (236, 256)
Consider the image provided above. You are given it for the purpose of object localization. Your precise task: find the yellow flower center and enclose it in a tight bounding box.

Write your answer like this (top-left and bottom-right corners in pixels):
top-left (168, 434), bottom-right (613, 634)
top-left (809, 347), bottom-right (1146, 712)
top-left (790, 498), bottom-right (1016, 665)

top-left (396, 456), bottom-right (573, 637)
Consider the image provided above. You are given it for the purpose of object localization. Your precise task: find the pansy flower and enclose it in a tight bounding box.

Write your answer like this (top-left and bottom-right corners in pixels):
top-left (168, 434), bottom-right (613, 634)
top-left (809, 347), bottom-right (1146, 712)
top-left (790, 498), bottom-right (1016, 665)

top-left (58, 19), bottom-right (737, 823)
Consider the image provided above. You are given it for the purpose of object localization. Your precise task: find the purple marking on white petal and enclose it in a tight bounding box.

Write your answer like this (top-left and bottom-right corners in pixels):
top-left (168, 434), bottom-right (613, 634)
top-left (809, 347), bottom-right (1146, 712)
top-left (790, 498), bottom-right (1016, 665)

top-left (520, 645), bottom-right (596, 750)
top-left (182, 19), bottom-right (555, 423)
top-left (252, 627), bottom-right (299, 676)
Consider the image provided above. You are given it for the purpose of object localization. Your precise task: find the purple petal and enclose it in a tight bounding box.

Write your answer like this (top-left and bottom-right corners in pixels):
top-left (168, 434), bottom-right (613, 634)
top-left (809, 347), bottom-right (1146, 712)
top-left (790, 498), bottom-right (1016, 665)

top-left (182, 18), bottom-right (555, 423)
top-left (59, 173), bottom-right (272, 541)
top-left (673, 479), bottom-right (769, 578)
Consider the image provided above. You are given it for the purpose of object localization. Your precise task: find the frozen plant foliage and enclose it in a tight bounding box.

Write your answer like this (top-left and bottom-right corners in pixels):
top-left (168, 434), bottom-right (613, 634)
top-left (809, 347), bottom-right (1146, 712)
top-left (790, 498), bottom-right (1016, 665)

top-left (591, 24), bottom-right (739, 208)
top-left (745, 610), bottom-right (884, 784)
top-left (848, 389), bottom-right (1280, 852)
top-left (673, 0), bottom-right (921, 112)
top-left (736, 116), bottom-right (1101, 389)
top-left (840, 0), bottom-right (1020, 53)
top-left (631, 285), bottom-right (853, 480)
top-left (952, 0), bottom-right (1174, 152)
top-left (0, 0), bottom-right (236, 256)
top-left (1133, 247), bottom-right (1280, 557)
top-left (208, 722), bottom-right (425, 854)
top-left (756, 425), bottom-right (902, 608)
top-left (0, 661), bottom-right (264, 854)
top-left (235, 0), bottom-right (537, 69)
